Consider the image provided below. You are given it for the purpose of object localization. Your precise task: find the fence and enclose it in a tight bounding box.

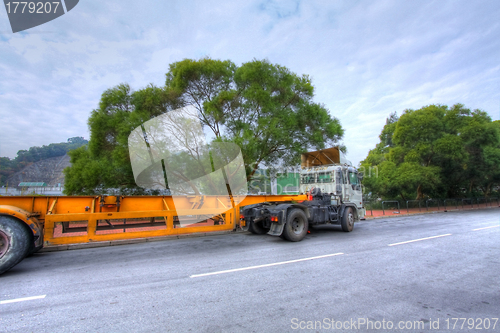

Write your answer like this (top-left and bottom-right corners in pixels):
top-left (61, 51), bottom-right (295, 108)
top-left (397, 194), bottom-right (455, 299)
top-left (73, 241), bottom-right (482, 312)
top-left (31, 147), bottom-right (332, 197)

top-left (406, 200), bottom-right (422, 213)
top-left (381, 201), bottom-right (400, 215)
top-left (363, 197), bottom-right (499, 217)
top-left (0, 187), bottom-right (65, 196)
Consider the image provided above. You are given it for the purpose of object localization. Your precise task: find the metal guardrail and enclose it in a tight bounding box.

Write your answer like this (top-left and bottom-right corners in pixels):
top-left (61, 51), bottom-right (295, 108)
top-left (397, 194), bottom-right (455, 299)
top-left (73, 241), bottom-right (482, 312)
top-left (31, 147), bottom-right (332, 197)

top-left (443, 199), bottom-right (458, 211)
top-left (477, 197), bottom-right (489, 208)
top-left (366, 201), bottom-right (374, 216)
top-left (370, 197), bottom-right (498, 216)
top-left (382, 201), bottom-right (400, 215)
top-left (461, 198), bottom-right (473, 209)
top-left (362, 199), bottom-right (375, 216)
top-left (425, 199), bottom-right (440, 211)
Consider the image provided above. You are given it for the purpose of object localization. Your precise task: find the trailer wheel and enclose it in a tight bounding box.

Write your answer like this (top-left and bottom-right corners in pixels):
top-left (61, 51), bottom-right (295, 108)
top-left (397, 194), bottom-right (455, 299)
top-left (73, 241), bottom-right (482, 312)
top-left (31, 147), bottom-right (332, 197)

top-left (27, 243), bottom-right (43, 257)
top-left (282, 209), bottom-right (308, 242)
top-left (0, 216), bottom-right (31, 275)
top-left (248, 220), bottom-right (269, 235)
top-left (341, 207), bottom-right (354, 232)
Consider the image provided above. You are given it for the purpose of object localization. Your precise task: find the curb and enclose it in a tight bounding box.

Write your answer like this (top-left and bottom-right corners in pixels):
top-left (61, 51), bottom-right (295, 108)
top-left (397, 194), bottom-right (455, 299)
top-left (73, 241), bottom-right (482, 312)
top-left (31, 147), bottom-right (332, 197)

top-left (361, 206), bottom-right (499, 221)
top-left (40, 229), bottom-right (245, 252)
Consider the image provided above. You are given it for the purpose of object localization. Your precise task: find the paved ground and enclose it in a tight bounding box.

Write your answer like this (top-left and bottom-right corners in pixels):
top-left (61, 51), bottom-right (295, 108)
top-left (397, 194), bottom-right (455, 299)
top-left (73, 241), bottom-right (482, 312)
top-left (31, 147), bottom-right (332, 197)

top-left (1, 209), bottom-right (499, 332)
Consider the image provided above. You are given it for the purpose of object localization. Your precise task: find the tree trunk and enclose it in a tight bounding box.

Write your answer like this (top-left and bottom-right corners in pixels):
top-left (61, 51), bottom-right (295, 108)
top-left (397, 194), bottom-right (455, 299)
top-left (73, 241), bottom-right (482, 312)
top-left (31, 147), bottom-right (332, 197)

top-left (416, 184), bottom-right (423, 200)
top-left (246, 160), bottom-right (263, 182)
top-left (485, 183), bottom-right (491, 197)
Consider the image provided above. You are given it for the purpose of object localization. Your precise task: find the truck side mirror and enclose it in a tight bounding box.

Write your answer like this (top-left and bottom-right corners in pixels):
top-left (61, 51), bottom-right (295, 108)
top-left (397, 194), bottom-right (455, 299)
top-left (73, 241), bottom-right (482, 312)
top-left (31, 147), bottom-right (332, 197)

top-left (335, 170), bottom-right (342, 183)
top-left (358, 172), bottom-right (364, 180)
top-left (336, 184), bottom-right (342, 195)
top-left (335, 170), bottom-right (343, 195)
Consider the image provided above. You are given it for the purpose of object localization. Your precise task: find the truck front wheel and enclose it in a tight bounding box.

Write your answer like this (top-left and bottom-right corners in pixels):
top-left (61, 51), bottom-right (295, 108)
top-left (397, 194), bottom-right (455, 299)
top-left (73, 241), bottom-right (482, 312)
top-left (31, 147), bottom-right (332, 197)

top-left (341, 207), bottom-right (354, 232)
top-left (282, 209), bottom-right (309, 242)
top-left (0, 216), bottom-right (31, 275)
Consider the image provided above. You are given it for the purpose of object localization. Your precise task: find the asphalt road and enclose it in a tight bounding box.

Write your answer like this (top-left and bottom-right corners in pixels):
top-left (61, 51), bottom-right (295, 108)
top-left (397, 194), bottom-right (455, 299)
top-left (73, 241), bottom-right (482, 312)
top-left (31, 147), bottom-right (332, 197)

top-left (1, 209), bottom-right (499, 333)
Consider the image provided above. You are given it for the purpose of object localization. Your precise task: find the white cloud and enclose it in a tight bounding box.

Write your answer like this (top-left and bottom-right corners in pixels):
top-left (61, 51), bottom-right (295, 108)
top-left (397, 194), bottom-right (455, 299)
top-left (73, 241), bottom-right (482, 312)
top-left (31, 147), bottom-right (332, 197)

top-left (0, 0), bottom-right (498, 168)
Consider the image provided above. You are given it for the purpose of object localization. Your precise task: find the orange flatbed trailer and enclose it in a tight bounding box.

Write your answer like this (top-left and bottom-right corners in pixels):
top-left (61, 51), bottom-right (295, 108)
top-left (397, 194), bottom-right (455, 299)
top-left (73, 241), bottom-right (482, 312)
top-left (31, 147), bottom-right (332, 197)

top-left (0, 194), bottom-right (306, 274)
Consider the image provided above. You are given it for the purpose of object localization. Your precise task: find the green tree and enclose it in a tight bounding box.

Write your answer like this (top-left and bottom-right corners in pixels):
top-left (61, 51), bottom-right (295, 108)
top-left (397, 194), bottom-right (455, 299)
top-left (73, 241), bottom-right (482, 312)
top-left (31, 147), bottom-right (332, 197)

top-left (64, 58), bottom-right (344, 195)
top-left (361, 104), bottom-right (500, 200)
top-left (168, 58), bottom-right (343, 180)
top-left (64, 84), bottom-right (162, 194)
top-left (0, 157), bottom-right (15, 186)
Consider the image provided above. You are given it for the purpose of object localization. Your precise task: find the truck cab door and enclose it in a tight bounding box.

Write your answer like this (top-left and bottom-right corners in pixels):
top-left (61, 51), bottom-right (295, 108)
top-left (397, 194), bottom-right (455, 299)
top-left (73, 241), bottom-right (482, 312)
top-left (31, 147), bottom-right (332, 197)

top-left (347, 170), bottom-right (363, 208)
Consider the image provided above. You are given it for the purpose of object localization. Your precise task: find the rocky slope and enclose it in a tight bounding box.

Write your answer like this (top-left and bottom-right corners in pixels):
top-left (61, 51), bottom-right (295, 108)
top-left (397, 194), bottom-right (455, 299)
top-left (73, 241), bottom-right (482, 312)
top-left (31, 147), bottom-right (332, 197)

top-left (6, 154), bottom-right (71, 186)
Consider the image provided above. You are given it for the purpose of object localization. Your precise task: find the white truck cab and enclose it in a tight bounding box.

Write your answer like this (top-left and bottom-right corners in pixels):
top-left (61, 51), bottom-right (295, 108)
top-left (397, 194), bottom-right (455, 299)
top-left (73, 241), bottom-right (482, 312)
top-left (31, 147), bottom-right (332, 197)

top-left (300, 147), bottom-right (365, 218)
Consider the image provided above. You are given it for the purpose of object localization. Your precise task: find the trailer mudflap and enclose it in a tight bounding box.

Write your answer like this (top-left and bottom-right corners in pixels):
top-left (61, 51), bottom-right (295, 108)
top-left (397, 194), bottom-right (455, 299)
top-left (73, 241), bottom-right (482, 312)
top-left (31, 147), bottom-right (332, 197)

top-left (240, 220), bottom-right (250, 232)
top-left (268, 222), bottom-right (284, 236)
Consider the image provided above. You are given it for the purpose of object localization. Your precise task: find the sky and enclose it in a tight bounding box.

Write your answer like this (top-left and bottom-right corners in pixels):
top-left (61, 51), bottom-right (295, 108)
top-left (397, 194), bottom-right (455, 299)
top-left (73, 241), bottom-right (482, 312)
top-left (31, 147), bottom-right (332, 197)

top-left (0, 0), bottom-right (499, 166)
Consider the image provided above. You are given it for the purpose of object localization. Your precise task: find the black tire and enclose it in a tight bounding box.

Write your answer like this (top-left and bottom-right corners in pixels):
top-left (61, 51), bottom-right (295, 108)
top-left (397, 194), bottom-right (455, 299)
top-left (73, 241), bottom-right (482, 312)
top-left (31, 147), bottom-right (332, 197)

top-left (27, 243), bottom-right (43, 257)
top-left (248, 220), bottom-right (269, 235)
top-left (0, 215), bottom-right (31, 275)
top-left (341, 207), bottom-right (354, 232)
top-left (282, 208), bottom-right (309, 242)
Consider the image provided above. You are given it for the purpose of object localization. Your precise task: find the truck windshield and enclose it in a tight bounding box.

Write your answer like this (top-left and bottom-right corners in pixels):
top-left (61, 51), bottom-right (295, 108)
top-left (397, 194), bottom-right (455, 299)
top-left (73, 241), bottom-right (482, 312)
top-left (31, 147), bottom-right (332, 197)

top-left (349, 171), bottom-right (358, 185)
top-left (301, 175), bottom-right (316, 184)
top-left (317, 172), bottom-right (331, 183)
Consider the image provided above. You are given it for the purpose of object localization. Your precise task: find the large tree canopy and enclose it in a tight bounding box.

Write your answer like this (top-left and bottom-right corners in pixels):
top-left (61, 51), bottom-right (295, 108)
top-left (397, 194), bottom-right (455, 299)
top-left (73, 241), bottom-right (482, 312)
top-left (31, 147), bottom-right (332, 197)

top-left (168, 58), bottom-right (343, 178)
top-left (64, 58), bottom-right (344, 195)
top-left (361, 104), bottom-right (500, 200)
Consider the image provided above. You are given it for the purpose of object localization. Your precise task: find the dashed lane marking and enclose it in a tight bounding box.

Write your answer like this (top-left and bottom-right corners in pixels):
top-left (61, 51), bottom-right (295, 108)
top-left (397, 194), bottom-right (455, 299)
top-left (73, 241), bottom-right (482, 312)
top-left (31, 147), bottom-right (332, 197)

top-left (473, 225), bottom-right (499, 231)
top-left (0, 295), bottom-right (46, 305)
top-left (190, 253), bottom-right (344, 278)
top-left (388, 234), bottom-right (452, 247)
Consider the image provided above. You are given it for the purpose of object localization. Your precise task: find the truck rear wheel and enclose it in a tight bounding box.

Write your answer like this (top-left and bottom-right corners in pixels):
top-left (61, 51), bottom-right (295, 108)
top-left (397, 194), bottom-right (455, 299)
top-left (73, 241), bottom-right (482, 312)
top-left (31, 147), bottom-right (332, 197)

top-left (248, 220), bottom-right (269, 235)
top-left (341, 207), bottom-right (354, 232)
top-left (282, 209), bottom-right (308, 242)
top-left (0, 216), bottom-right (31, 275)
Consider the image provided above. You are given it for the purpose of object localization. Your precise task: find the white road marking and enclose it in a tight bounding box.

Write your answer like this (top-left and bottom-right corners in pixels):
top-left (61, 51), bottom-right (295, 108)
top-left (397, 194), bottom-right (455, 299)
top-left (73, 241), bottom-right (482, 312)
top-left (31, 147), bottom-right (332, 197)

top-left (190, 253), bottom-right (344, 278)
top-left (388, 234), bottom-right (452, 247)
top-left (0, 295), bottom-right (46, 305)
top-left (473, 225), bottom-right (499, 231)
